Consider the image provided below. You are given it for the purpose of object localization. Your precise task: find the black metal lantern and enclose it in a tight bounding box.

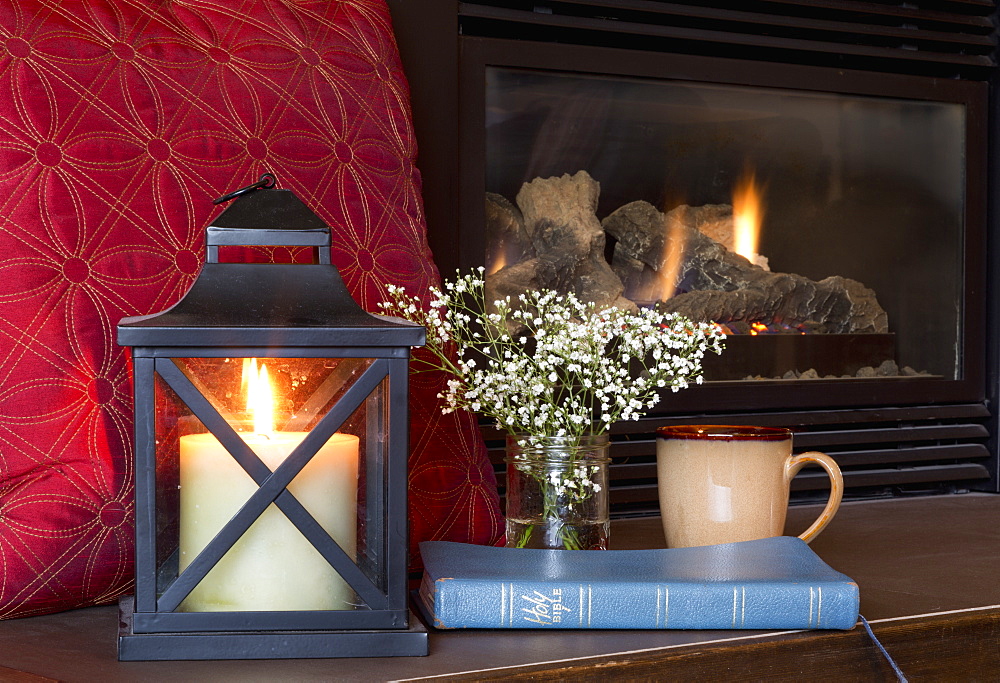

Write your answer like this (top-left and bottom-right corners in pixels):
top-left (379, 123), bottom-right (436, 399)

top-left (116, 177), bottom-right (428, 660)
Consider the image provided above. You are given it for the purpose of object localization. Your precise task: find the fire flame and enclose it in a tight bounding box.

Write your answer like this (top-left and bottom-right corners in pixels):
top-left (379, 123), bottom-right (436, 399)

top-left (749, 322), bottom-right (769, 336)
top-left (246, 358), bottom-right (275, 436)
top-left (653, 210), bottom-right (688, 302)
top-left (732, 170), bottom-right (763, 262)
top-left (486, 250), bottom-right (506, 276)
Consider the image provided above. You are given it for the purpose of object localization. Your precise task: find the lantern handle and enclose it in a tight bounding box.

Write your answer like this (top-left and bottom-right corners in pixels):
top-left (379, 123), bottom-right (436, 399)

top-left (212, 173), bottom-right (277, 205)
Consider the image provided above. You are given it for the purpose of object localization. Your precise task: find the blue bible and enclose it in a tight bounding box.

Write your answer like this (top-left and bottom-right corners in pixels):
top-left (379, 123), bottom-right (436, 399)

top-left (418, 536), bottom-right (859, 630)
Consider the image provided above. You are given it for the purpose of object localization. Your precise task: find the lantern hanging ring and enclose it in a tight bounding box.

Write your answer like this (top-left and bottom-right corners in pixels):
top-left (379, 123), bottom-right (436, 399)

top-left (213, 172), bottom-right (278, 205)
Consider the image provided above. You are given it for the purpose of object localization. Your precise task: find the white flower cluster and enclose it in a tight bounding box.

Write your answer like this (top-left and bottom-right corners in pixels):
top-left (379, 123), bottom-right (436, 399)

top-left (380, 268), bottom-right (725, 440)
top-left (546, 463), bottom-right (602, 497)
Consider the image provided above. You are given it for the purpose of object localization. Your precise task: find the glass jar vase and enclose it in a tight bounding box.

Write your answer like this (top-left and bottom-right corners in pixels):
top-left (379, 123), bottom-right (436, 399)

top-left (504, 433), bottom-right (611, 550)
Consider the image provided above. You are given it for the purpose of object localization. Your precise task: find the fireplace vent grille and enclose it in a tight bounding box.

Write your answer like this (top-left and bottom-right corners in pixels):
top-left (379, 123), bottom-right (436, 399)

top-left (484, 403), bottom-right (992, 517)
top-left (459, 0), bottom-right (997, 75)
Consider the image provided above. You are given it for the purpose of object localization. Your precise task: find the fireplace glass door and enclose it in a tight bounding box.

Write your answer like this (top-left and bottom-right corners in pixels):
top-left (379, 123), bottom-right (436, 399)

top-left (482, 66), bottom-right (975, 388)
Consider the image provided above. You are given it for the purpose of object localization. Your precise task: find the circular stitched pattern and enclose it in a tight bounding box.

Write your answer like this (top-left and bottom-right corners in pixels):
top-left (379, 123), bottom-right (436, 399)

top-left (36, 142), bottom-right (61, 167)
top-left (174, 249), bottom-right (199, 274)
top-left (147, 138), bottom-right (170, 162)
top-left (300, 47), bottom-right (321, 66)
top-left (207, 46), bottom-right (230, 63)
top-left (62, 257), bottom-right (90, 283)
top-left (88, 377), bottom-right (115, 404)
top-left (334, 140), bottom-right (353, 163)
top-left (111, 42), bottom-right (135, 60)
top-left (6, 37), bottom-right (30, 58)
top-left (271, 246), bottom-right (293, 262)
top-left (99, 501), bottom-right (127, 528)
top-left (355, 247), bottom-right (375, 272)
top-left (246, 137), bottom-right (267, 159)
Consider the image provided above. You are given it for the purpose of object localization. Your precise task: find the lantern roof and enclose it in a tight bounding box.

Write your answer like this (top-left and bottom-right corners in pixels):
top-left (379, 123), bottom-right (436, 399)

top-left (118, 184), bottom-right (426, 349)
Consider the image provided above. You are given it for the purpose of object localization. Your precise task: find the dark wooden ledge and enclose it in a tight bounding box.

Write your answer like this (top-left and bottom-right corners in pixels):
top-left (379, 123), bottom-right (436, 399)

top-left (0, 494), bottom-right (996, 681)
top-left (444, 607), bottom-right (1000, 681)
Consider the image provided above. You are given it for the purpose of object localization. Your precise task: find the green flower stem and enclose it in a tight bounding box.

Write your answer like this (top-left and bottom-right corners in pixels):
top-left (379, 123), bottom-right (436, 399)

top-left (514, 468), bottom-right (589, 550)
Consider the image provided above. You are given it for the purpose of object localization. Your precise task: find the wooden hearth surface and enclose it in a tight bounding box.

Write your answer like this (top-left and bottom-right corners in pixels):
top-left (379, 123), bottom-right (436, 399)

top-left (0, 494), bottom-right (997, 681)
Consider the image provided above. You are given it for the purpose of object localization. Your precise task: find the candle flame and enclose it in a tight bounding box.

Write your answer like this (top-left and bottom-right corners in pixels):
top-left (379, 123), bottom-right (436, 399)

top-left (732, 170), bottom-right (763, 261)
top-left (240, 357), bottom-right (254, 401)
top-left (246, 359), bottom-right (275, 436)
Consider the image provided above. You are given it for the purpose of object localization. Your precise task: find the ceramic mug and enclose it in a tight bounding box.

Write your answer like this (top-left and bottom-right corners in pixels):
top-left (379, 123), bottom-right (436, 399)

top-left (655, 425), bottom-right (843, 548)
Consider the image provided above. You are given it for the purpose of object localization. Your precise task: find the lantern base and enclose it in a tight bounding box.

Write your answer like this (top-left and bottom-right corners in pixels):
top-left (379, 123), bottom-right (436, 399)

top-left (117, 597), bottom-right (429, 661)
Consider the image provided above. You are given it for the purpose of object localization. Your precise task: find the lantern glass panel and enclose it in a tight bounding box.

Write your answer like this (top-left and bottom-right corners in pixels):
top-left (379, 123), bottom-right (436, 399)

top-left (151, 356), bottom-right (389, 613)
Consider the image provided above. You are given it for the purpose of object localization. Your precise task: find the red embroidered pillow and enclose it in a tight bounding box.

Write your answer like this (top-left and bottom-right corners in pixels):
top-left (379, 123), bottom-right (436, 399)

top-left (0, 0), bottom-right (501, 619)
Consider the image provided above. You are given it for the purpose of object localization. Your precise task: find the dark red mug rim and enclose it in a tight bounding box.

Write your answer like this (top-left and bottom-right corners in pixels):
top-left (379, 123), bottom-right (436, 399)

top-left (656, 425), bottom-right (791, 441)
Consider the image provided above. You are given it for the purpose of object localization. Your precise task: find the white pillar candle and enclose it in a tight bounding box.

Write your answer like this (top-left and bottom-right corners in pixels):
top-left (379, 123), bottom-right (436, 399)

top-left (177, 360), bottom-right (360, 612)
top-left (178, 431), bottom-right (359, 612)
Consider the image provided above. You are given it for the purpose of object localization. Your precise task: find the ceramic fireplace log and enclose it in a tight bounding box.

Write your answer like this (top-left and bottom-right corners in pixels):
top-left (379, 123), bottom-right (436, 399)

top-left (485, 192), bottom-right (534, 271)
top-left (485, 170), bottom-right (632, 312)
top-left (483, 172), bottom-right (886, 336)
top-left (658, 276), bottom-right (888, 335)
top-left (603, 200), bottom-right (888, 334)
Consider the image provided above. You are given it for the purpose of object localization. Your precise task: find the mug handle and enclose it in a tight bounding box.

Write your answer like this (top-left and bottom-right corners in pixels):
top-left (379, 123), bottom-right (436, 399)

top-left (784, 451), bottom-right (844, 543)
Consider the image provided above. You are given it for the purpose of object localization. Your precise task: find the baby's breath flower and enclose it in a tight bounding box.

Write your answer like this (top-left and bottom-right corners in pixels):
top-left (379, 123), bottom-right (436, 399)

top-left (379, 271), bottom-right (725, 441)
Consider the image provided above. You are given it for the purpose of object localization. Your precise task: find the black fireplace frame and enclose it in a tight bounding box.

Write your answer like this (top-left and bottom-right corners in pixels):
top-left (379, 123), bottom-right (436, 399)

top-left (458, 37), bottom-right (988, 414)
top-left (388, 0), bottom-right (999, 506)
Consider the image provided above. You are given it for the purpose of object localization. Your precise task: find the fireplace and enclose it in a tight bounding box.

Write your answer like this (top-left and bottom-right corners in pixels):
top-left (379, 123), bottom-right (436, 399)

top-left (388, 0), bottom-right (998, 514)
